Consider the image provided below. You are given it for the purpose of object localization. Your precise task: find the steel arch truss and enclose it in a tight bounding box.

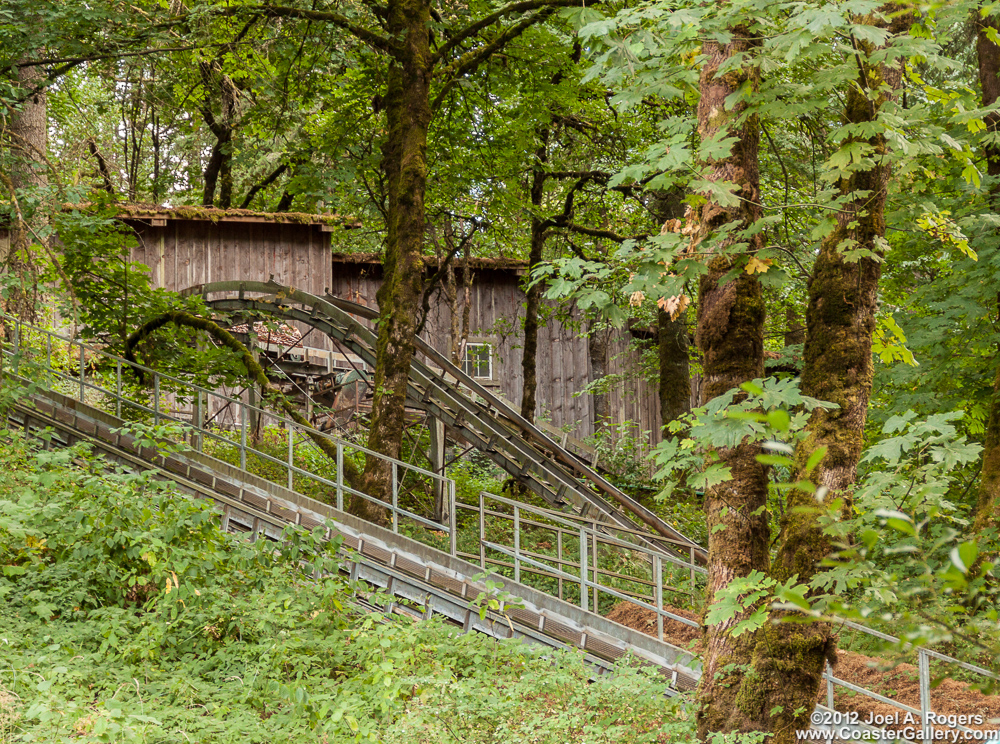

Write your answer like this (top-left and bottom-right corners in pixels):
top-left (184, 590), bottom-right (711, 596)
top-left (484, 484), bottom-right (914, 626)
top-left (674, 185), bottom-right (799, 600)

top-left (182, 280), bottom-right (705, 560)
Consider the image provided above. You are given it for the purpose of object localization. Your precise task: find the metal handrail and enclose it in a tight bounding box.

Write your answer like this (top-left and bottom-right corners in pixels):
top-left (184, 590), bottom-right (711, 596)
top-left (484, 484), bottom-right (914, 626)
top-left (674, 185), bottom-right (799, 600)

top-left (7, 315), bottom-right (995, 740)
top-left (818, 618), bottom-right (1000, 740)
top-left (1, 314), bottom-right (458, 556)
top-left (472, 490), bottom-right (703, 643)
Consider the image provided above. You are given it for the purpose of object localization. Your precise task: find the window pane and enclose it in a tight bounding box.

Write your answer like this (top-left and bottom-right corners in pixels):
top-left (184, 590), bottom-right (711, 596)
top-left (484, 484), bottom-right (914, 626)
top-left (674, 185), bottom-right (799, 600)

top-left (462, 343), bottom-right (492, 379)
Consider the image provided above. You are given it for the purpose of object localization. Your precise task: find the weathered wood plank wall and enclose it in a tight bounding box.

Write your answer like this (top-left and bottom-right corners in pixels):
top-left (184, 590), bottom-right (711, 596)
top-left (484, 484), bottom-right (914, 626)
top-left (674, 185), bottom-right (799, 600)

top-left (124, 216), bottom-right (334, 350)
top-left (327, 257), bottom-right (668, 450)
top-left (126, 219), bottom-right (331, 297)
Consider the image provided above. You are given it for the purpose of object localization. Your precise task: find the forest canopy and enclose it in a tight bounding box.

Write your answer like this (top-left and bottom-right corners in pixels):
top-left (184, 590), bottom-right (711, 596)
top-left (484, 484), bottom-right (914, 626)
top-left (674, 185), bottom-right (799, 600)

top-left (3, 0), bottom-right (1000, 742)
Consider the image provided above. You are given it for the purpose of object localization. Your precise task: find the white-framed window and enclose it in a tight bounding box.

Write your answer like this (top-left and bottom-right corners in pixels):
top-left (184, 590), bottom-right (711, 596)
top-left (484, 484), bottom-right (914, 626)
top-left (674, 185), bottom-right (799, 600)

top-left (462, 341), bottom-right (493, 380)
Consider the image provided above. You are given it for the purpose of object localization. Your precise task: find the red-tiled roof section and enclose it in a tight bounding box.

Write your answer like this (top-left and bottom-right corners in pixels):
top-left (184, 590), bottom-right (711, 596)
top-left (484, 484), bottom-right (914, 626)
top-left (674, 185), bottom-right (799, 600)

top-left (330, 252), bottom-right (528, 271)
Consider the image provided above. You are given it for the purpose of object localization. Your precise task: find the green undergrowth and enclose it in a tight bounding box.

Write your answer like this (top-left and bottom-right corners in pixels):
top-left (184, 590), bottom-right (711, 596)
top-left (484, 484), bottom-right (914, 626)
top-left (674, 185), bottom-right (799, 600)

top-left (0, 428), bottom-right (696, 743)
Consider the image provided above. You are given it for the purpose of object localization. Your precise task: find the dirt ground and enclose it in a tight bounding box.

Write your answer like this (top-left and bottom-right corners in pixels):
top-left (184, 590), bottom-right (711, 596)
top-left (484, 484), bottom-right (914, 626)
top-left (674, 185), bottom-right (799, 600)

top-left (607, 601), bottom-right (1000, 734)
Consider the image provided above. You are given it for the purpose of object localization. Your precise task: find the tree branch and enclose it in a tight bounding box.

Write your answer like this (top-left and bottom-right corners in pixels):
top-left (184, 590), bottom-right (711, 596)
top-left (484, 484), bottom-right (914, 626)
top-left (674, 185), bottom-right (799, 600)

top-left (545, 169), bottom-right (612, 180)
top-left (431, 4), bottom-right (569, 111)
top-left (124, 311), bottom-right (364, 492)
top-left (240, 160), bottom-right (294, 209)
top-left (87, 139), bottom-right (116, 194)
top-left (556, 223), bottom-right (646, 243)
top-left (432, 0), bottom-right (583, 64)
top-left (218, 5), bottom-right (400, 56)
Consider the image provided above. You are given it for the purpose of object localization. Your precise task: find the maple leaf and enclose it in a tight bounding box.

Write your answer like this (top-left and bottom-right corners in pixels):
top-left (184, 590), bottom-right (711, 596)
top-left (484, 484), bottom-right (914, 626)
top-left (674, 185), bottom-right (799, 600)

top-left (745, 256), bottom-right (772, 274)
top-left (658, 294), bottom-right (690, 320)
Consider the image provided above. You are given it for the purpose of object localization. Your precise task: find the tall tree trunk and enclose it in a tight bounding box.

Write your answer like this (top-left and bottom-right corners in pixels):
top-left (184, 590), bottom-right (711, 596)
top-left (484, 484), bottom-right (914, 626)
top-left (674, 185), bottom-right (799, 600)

top-left (974, 17), bottom-right (1000, 532)
top-left (2, 59), bottom-right (47, 322)
top-left (736, 9), bottom-right (909, 742)
top-left (520, 135), bottom-right (549, 421)
top-left (588, 320), bottom-right (608, 429)
top-left (658, 308), bottom-right (691, 427)
top-left (356, 0), bottom-right (431, 525)
top-left (199, 61), bottom-right (236, 208)
top-left (650, 189), bottom-right (692, 430)
top-left (784, 306), bottom-right (805, 347)
top-left (692, 26), bottom-right (770, 740)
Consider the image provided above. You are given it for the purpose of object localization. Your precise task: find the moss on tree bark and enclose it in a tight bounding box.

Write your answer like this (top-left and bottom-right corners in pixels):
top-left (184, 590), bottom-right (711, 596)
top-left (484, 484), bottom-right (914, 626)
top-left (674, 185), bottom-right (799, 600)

top-left (691, 26), bottom-right (770, 741)
top-left (973, 18), bottom-right (1000, 533)
top-left (730, 10), bottom-right (910, 742)
top-left (360, 0), bottom-right (433, 527)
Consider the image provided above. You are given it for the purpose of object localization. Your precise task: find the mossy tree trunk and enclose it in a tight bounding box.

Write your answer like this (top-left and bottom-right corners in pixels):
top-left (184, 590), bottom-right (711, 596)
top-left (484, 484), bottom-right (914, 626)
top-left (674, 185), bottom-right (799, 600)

top-left (521, 135), bottom-right (549, 422)
top-left (691, 26), bottom-right (770, 740)
top-left (650, 189), bottom-right (692, 430)
top-left (734, 10), bottom-right (909, 743)
top-left (974, 17), bottom-right (1000, 532)
top-left (243, 0), bottom-right (580, 524)
top-left (2, 57), bottom-right (47, 323)
top-left (784, 307), bottom-right (805, 347)
top-left (199, 61), bottom-right (237, 209)
top-left (658, 308), bottom-right (691, 428)
top-left (588, 320), bottom-right (609, 429)
top-left (359, 0), bottom-right (432, 526)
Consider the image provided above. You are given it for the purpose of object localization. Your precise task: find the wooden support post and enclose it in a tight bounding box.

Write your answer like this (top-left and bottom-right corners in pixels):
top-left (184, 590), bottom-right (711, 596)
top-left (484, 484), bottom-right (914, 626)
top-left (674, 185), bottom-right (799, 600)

top-left (430, 416), bottom-right (448, 524)
top-left (248, 349), bottom-right (260, 441)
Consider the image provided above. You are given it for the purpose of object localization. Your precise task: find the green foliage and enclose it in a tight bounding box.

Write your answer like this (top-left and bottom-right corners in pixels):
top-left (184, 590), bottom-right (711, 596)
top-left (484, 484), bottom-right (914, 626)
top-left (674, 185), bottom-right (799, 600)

top-left (652, 377), bottom-right (832, 502)
top-left (0, 428), bottom-right (697, 742)
top-left (468, 572), bottom-right (526, 621)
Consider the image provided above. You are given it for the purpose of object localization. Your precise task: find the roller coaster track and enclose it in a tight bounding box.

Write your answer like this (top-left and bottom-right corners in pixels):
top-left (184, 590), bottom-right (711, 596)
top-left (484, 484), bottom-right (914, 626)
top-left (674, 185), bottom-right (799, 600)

top-left (2, 379), bottom-right (701, 694)
top-left (4, 314), bottom-right (995, 744)
top-left (182, 280), bottom-right (706, 562)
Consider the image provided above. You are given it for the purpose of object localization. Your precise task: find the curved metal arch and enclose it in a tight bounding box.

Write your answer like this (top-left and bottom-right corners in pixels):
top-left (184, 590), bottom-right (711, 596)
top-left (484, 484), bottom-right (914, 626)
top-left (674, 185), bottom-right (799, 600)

top-left (182, 279), bottom-right (706, 560)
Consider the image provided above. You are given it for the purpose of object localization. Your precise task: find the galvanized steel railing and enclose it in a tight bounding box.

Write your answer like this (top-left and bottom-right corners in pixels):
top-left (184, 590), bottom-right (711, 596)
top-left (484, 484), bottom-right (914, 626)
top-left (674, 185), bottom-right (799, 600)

top-left (0, 314), bottom-right (458, 556)
top-left (460, 490), bottom-right (704, 643)
top-left (0, 314), bottom-right (702, 642)
top-left (4, 314), bottom-right (996, 742)
top-left (819, 619), bottom-right (1000, 741)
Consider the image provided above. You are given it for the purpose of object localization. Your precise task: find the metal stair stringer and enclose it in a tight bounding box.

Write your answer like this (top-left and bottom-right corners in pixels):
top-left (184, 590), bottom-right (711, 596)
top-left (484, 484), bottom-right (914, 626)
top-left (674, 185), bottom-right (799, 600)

top-left (183, 280), bottom-right (706, 561)
top-left (4, 387), bottom-right (702, 692)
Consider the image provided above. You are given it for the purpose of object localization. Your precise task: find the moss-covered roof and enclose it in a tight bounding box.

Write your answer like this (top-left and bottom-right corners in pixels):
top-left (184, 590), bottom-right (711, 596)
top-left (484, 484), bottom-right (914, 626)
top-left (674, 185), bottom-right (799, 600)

top-left (330, 251), bottom-right (528, 271)
top-left (117, 204), bottom-right (361, 228)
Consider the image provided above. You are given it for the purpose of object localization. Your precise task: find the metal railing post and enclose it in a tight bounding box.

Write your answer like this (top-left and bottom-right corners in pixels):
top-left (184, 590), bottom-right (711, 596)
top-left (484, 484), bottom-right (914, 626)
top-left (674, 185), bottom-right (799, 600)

top-left (287, 423), bottom-right (294, 490)
top-left (391, 462), bottom-right (398, 534)
top-left (591, 531), bottom-right (599, 613)
top-left (826, 664), bottom-right (835, 709)
top-left (479, 491), bottom-right (486, 569)
top-left (690, 546), bottom-right (696, 594)
top-left (448, 479), bottom-right (457, 557)
top-left (557, 531), bottom-right (564, 600)
top-left (78, 342), bottom-right (85, 400)
top-left (919, 650), bottom-right (930, 739)
top-left (115, 361), bottom-right (122, 419)
top-left (194, 391), bottom-right (203, 451)
top-left (45, 334), bottom-right (51, 383)
top-left (579, 525), bottom-right (588, 612)
top-left (153, 372), bottom-right (160, 425)
top-left (336, 442), bottom-right (344, 511)
top-left (513, 505), bottom-right (521, 583)
top-left (239, 401), bottom-right (247, 470)
top-left (654, 554), bottom-right (664, 642)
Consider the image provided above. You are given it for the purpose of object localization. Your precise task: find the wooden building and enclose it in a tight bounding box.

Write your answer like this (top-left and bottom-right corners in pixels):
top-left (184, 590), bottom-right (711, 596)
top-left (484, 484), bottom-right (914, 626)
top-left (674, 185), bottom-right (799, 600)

top-left (327, 253), bottom-right (668, 451)
top-left (120, 206), bottom-right (347, 298)
top-left (5, 207), bottom-right (673, 451)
